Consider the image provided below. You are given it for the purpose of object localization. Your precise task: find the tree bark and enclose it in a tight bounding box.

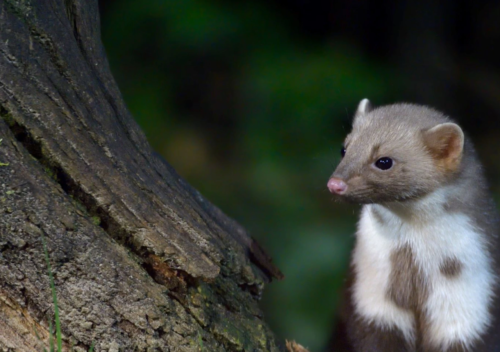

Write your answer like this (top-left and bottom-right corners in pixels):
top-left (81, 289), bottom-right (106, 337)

top-left (0, 0), bottom-right (284, 351)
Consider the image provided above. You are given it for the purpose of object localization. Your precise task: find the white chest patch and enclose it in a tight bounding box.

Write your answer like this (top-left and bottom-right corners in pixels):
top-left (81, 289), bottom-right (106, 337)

top-left (352, 191), bottom-right (496, 350)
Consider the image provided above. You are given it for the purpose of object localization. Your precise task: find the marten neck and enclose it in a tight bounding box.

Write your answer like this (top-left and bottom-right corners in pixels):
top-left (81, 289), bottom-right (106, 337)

top-left (374, 185), bottom-right (461, 224)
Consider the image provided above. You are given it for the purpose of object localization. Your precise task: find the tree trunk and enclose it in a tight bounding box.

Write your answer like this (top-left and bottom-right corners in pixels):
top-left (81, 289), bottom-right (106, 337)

top-left (0, 0), bottom-right (285, 350)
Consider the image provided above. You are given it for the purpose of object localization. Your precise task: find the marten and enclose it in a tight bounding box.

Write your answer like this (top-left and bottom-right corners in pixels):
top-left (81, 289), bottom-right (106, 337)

top-left (327, 100), bottom-right (500, 352)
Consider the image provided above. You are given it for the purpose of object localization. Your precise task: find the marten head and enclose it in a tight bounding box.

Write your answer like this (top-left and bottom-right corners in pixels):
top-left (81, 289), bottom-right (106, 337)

top-left (327, 99), bottom-right (465, 204)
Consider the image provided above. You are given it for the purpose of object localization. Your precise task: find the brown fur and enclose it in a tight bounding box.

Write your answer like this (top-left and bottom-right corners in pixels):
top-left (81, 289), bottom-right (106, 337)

top-left (349, 316), bottom-right (414, 352)
top-left (422, 342), bottom-right (469, 352)
top-left (439, 257), bottom-right (463, 278)
top-left (387, 246), bottom-right (434, 351)
top-left (443, 344), bottom-right (469, 352)
top-left (387, 246), bottom-right (427, 310)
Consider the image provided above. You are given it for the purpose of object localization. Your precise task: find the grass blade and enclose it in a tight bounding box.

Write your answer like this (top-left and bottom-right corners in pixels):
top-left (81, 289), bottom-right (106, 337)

top-left (49, 321), bottom-right (54, 352)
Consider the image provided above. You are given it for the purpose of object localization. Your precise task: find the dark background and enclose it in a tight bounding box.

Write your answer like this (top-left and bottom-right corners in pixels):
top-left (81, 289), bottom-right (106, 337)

top-left (98, 1), bottom-right (500, 350)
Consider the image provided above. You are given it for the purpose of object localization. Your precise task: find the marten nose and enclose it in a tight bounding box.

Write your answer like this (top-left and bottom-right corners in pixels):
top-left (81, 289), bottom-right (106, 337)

top-left (327, 177), bottom-right (348, 194)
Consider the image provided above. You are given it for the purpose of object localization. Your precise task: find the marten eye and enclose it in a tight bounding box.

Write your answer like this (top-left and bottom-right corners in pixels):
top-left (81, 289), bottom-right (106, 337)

top-left (341, 147), bottom-right (346, 158)
top-left (375, 157), bottom-right (393, 170)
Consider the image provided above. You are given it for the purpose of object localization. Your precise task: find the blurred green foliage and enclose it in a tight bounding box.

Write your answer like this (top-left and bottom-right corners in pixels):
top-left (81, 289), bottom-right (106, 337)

top-left (101, 0), bottom-right (397, 350)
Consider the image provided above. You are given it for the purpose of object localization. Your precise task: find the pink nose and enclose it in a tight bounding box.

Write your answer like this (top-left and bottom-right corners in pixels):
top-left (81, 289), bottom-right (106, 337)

top-left (327, 177), bottom-right (348, 194)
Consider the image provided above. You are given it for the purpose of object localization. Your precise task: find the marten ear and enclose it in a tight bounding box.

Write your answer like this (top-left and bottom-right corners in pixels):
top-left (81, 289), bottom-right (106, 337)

top-left (356, 98), bottom-right (372, 115)
top-left (353, 98), bottom-right (372, 127)
top-left (423, 123), bottom-right (464, 172)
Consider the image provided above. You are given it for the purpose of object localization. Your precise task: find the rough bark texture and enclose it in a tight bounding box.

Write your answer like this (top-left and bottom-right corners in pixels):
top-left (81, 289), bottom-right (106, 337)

top-left (0, 0), bottom-right (284, 350)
